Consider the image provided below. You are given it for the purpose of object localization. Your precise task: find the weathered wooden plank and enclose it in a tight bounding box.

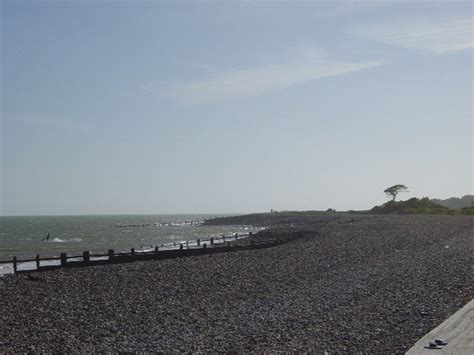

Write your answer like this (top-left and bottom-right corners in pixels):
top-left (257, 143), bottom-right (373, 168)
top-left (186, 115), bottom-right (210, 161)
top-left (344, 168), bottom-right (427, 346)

top-left (60, 253), bottom-right (67, 266)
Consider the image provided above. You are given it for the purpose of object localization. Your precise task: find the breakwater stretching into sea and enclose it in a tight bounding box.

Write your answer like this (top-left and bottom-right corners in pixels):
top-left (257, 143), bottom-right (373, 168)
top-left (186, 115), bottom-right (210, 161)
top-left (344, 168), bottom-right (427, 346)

top-left (0, 214), bottom-right (260, 274)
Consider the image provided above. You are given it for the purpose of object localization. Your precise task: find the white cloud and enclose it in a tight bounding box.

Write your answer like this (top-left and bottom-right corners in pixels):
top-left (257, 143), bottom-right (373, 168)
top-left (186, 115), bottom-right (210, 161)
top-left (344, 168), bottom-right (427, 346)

top-left (153, 54), bottom-right (382, 103)
top-left (354, 17), bottom-right (473, 54)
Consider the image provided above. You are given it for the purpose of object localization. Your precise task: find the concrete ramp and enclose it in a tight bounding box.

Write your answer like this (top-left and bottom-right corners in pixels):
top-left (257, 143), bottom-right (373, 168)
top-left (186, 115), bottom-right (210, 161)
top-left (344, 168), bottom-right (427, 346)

top-left (406, 299), bottom-right (474, 355)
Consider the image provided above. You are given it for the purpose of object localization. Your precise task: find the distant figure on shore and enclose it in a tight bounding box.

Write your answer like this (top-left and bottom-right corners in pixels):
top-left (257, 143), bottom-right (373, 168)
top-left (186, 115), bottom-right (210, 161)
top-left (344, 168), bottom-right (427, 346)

top-left (43, 231), bottom-right (50, 241)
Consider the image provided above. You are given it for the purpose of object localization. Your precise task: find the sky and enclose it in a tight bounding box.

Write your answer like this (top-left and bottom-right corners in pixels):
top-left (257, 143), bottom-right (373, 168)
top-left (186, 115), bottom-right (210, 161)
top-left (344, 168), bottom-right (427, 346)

top-left (1, 0), bottom-right (473, 216)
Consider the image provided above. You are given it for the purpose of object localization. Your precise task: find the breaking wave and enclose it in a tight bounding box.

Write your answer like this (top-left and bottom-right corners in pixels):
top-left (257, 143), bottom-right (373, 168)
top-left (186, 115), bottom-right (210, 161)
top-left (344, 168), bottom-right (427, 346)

top-left (48, 237), bottom-right (82, 243)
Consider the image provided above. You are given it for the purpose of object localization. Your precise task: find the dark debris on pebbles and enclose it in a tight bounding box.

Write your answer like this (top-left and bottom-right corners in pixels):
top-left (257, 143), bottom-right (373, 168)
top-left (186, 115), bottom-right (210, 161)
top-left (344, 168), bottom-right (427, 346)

top-left (0, 215), bottom-right (472, 353)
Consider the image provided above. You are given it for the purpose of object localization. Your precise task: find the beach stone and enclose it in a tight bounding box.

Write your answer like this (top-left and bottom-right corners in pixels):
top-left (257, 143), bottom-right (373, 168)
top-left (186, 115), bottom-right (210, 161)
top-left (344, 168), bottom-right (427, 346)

top-left (0, 215), bottom-right (472, 353)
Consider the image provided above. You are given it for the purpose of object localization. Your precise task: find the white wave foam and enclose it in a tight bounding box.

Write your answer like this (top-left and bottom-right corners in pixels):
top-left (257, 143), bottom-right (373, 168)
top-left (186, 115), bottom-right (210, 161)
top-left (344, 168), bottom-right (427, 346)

top-left (48, 237), bottom-right (82, 243)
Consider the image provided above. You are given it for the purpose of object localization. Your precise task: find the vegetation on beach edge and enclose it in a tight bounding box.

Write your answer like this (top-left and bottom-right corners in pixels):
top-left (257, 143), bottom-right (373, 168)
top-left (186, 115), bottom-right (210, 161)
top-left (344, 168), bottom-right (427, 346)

top-left (276, 197), bottom-right (474, 216)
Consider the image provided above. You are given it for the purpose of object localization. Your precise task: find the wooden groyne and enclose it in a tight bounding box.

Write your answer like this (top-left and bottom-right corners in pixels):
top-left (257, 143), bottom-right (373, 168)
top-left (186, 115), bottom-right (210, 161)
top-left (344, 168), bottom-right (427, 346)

top-left (0, 232), bottom-right (286, 274)
top-left (114, 217), bottom-right (230, 228)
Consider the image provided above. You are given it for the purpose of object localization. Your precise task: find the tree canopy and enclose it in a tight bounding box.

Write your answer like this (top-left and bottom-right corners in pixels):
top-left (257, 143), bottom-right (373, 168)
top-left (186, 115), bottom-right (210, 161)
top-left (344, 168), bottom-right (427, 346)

top-left (384, 184), bottom-right (408, 201)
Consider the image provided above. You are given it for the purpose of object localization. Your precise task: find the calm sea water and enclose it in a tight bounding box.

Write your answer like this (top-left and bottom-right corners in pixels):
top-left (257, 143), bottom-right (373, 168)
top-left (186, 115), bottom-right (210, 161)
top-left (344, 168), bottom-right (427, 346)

top-left (0, 214), bottom-right (254, 261)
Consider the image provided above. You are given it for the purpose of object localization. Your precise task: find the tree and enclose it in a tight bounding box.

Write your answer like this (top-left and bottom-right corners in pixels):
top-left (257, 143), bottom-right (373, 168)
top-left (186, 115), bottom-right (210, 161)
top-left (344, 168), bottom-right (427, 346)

top-left (384, 184), bottom-right (408, 201)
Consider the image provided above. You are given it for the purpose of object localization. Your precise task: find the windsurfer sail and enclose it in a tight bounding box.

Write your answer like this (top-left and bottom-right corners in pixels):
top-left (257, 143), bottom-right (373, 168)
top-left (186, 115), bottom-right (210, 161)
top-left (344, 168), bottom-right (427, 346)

top-left (43, 230), bottom-right (51, 241)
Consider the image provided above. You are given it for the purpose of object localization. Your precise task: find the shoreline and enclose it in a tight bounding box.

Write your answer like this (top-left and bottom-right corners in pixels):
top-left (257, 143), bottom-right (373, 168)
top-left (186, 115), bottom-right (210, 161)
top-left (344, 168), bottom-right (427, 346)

top-left (0, 229), bottom-right (267, 276)
top-left (1, 214), bottom-right (472, 352)
top-left (0, 214), bottom-right (262, 263)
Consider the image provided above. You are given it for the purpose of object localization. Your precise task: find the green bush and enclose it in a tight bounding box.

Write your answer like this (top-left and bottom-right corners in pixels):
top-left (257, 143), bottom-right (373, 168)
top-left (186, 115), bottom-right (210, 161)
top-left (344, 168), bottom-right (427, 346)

top-left (370, 198), bottom-right (451, 215)
top-left (453, 206), bottom-right (474, 215)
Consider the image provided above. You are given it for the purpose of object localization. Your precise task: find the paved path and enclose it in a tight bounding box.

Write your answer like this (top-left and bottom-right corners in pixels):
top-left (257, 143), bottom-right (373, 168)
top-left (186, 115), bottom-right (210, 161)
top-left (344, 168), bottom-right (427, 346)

top-left (406, 299), bottom-right (474, 355)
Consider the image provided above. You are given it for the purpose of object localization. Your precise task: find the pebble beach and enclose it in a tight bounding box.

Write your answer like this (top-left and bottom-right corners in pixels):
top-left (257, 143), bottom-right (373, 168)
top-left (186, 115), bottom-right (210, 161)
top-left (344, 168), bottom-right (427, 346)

top-left (0, 214), bottom-right (472, 353)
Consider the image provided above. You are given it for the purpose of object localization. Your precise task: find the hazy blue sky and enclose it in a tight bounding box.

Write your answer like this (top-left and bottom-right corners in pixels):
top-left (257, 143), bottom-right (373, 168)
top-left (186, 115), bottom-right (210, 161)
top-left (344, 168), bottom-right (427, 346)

top-left (1, 1), bottom-right (472, 215)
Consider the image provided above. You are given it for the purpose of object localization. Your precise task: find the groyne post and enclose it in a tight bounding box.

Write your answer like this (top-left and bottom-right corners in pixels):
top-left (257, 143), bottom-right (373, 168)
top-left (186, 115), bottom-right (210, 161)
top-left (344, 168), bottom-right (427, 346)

top-left (249, 232), bottom-right (253, 238)
top-left (13, 256), bottom-right (17, 274)
top-left (60, 253), bottom-right (67, 267)
top-left (197, 239), bottom-right (201, 246)
top-left (210, 237), bottom-right (214, 245)
top-left (36, 254), bottom-right (40, 270)
top-left (83, 251), bottom-right (90, 263)
top-left (223, 235), bottom-right (226, 243)
top-left (108, 249), bottom-right (114, 261)
top-left (131, 248), bottom-right (135, 256)
top-left (235, 234), bottom-right (238, 241)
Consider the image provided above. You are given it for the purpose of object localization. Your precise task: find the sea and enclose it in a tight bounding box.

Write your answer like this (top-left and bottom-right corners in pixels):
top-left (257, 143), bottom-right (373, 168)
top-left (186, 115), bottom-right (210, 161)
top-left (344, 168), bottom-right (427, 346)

top-left (0, 214), bottom-right (259, 275)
